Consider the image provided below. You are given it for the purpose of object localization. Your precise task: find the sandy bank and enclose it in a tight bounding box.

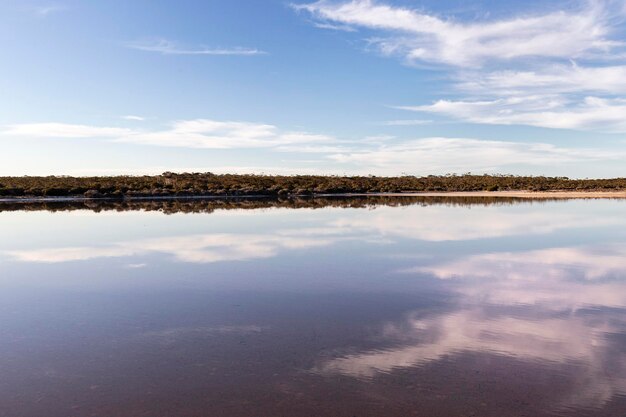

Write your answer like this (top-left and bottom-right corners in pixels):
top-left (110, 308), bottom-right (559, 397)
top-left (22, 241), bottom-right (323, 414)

top-left (360, 191), bottom-right (626, 199)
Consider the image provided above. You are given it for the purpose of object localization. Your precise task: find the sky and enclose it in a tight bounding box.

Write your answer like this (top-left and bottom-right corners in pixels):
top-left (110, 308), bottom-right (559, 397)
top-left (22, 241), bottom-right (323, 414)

top-left (2, 0), bottom-right (626, 178)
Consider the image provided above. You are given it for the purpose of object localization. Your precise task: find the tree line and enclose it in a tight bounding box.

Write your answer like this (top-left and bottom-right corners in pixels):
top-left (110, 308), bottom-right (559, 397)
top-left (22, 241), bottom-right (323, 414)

top-left (0, 173), bottom-right (625, 198)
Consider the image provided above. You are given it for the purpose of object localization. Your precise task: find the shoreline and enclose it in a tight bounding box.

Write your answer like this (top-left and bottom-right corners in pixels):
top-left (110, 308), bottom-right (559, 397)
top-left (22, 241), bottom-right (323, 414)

top-left (368, 191), bottom-right (626, 199)
top-left (2, 190), bottom-right (626, 204)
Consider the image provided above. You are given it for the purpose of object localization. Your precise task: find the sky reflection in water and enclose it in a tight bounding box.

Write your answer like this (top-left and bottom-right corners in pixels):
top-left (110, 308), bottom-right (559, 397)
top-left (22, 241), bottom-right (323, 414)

top-left (0, 198), bottom-right (625, 416)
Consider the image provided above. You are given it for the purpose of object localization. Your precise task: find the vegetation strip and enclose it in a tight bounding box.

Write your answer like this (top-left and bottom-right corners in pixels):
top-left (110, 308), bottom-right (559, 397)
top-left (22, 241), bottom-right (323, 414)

top-left (1, 173), bottom-right (625, 199)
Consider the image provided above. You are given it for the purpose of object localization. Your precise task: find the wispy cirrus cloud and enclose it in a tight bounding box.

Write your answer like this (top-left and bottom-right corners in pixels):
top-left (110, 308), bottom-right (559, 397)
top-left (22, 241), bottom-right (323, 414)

top-left (420, 62), bottom-right (626, 130)
top-left (295, 1), bottom-right (626, 132)
top-left (294, 0), bottom-right (622, 67)
top-left (126, 39), bottom-right (266, 56)
top-left (29, 4), bottom-right (66, 16)
top-left (456, 63), bottom-right (626, 96)
top-left (400, 96), bottom-right (626, 132)
top-left (122, 115), bottom-right (145, 121)
top-left (312, 21), bottom-right (357, 32)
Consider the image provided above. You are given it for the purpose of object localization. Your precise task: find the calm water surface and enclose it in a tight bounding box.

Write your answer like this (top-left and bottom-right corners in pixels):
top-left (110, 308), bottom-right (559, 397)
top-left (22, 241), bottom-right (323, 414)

top-left (1, 198), bottom-right (625, 417)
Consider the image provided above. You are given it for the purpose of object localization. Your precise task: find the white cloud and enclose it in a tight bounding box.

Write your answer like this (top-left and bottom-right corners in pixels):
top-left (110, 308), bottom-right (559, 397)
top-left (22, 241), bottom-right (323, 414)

top-left (126, 39), bottom-right (266, 56)
top-left (401, 96), bottom-right (626, 132)
top-left (5, 120), bottom-right (624, 173)
top-left (457, 63), bottom-right (626, 95)
top-left (122, 115), bottom-right (145, 121)
top-left (297, 1), bottom-right (626, 133)
top-left (313, 21), bottom-right (358, 32)
top-left (295, 0), bottom-right (621, 67)
top-left (2, 119), bottom-right (337, 150)
top-left (328, 137), bottom-right (624, 174)
top-left (445, 63), bottom-right (626, 130)
top-left (117, 120), bottom-right (336, 149)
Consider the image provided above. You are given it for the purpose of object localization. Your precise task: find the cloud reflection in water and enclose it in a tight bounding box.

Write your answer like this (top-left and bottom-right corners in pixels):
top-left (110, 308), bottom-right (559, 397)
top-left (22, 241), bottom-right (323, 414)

top-left (316, 244), bottom-right (626, 409)
top-left (5, 234), bottom-right (336, 264)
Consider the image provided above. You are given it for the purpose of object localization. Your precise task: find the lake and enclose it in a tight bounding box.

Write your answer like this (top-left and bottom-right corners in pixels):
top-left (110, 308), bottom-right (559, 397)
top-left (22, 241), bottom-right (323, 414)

top-left (0, 197), bottom-right (625, 417)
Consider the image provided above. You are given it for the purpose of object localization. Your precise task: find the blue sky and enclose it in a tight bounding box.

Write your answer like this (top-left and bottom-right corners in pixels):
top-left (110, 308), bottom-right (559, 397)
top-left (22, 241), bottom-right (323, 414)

top-left (2, 0), bottom-right (626, 177)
